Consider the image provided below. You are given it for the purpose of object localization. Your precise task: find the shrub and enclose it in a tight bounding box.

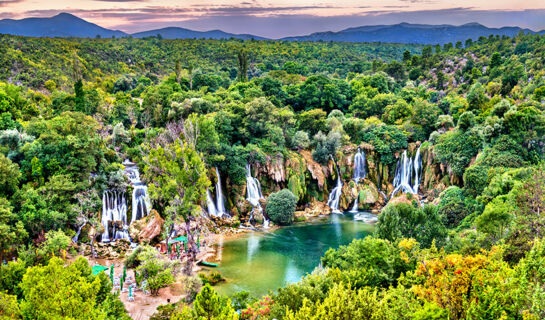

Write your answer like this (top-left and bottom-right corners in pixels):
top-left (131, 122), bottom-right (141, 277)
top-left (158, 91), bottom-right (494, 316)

top-left (312, 131), bottom-right (342, 164)
top-left (375, 203), bottom-right (447, 248)
top-left (291, 131), bottom-right (310, 150)
top-left (266, 189), bottom-right (297, 225)
top-left (321, 236), bottom-right (410, 288)
top-left (437, 187), bottom-right (472, 228)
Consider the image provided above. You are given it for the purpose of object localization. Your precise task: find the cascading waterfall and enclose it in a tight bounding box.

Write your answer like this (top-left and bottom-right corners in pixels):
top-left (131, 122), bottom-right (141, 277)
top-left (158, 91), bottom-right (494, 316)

top-left (350, 148), bottom-right (367, 212)
top-left (72, 219), bottom-right (86, 243)
top-left (131, 185), bottom-right (151, 223)
top-left (350, 197), bottom-right (359, 213)
top-left (101, 159), bottom-right (152, 243)
top-left (327, 155), bottom-right (343, 213)
top-left (215, 167), bottom-right (228, 216)
top-left (352, 148), bottom-right (367, 182)
top-left (123, 160), bottom-right (152, 224)
top-left (207, 189), bottom-right (219, 217)
top-left (412, 146), bottom-right (422, 194)
top-left (246, 164), bottom-right (269, 228)
top-left (101, 190), bottom-right (130, 242)
top-left (391, 147), bottom-right (422, 198)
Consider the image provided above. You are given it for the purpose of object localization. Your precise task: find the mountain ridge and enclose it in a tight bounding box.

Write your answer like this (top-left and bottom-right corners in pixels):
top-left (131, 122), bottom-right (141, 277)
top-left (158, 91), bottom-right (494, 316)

top-left (1, 13), bottom-right (544, 44)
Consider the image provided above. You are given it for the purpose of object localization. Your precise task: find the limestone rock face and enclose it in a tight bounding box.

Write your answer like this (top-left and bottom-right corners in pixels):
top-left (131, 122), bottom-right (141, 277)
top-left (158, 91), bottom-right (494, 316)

top-left (264, 155), bottom-right (286, 183)
top-left (296, 200), bottom-right (331, 218)
top-left (300, 150), bottom-right (327, 189)
top-left (129, 209), bottom-right (164, 243)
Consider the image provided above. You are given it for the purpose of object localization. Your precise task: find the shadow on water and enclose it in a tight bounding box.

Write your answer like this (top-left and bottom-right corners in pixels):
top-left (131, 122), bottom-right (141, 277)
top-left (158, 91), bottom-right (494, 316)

top-left (213, 211), bottom-right (376, 297)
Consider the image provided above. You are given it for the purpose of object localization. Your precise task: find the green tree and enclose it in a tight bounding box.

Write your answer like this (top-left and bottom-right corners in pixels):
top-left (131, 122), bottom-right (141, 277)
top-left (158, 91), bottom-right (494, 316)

top-left (266, 189), bottom-right (297, 225)
top-left (171, 284), bottom-right (238, 320)
top-left (143, 122), bottom-right (210, 275)
top-left (375, 203), bottom-right (447, 248)
top-left (237, 50), bottom-right (248, 82)
top-left (20, 257), bottom-right (108, 319)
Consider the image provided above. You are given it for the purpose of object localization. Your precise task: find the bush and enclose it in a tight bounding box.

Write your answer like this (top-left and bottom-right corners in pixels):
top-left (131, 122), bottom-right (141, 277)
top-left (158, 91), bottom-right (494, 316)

top-left (266, 189), bottom-right (297, 225)
top-left (135, 245), bottom-right (181, 296)
top-left (291, 131), bottom-right (310, 150)
top-left (199, 271), bottom-right (225, 286)
top-left (375, 203), bottom-right (447, 248)
top-left (437, 187), bottom-right (472, 228)
top-left (321, 236), bottom-right (410, 288)
top-left (312, 131), bottom-right (342, 164)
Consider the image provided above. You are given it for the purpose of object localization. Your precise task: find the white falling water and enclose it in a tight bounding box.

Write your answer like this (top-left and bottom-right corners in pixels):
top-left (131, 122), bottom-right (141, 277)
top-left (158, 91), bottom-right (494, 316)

top-left (353, 148), bottom-right (367, 182)
top-left (246, 164), bottom-right (269, 228)
top-left (412, 146), bottom-right (422, 194)
top-left (215, 167), bottom-right (228, 216)
top-left (72, 219), bottom-right (86, 243)
top-left (350, 148), bottom-right (367, 212)
top-left (350, 197), bottom-right (359, 213)
top-left (391, 147), bottom-right (423, 198)
top-left (101, 190), bottom-right (130, 242)
top-left (327, 155), bottom-right (343, 213)
top-left (132, 185), bottom-right (151, 223)
top-left (123, 160), bottom-right (152, 224)
top-left (206, 189), bottom-right (219, 217)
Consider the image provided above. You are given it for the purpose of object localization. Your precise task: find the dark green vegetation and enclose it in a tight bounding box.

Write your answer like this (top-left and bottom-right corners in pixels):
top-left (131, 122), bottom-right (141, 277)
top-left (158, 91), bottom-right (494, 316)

top-left (0, 31), bottom-right (545, 319)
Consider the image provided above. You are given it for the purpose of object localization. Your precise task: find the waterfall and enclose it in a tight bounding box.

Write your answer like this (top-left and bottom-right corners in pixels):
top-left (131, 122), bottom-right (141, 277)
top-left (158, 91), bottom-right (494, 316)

top-left (123, 160), bottom-right (152, 224)
top-left (246, 164), bottom-right (269, 228)
top-left (413, 146), bottom-right (422, 194)
top-left (101, 190), bottom-right (130, 242)
top-left (353, 148), bottom-right (367, 182)
top-left (72, 220), bottom-right (86, 243)
top-left (350, 197), bottom-right (359, 213)
top-left (327, 155), bottom-right (343, 213)
top-left (350, 148), bottom-right (367, 213)
top-left (391, 147), bottom-right (423, 198)
top-left (206, 189), bottom-right (218, 217)
top-left (215, 167), bottom-right (228, 216)
top-left (131, 185), bottom-right (151, 223)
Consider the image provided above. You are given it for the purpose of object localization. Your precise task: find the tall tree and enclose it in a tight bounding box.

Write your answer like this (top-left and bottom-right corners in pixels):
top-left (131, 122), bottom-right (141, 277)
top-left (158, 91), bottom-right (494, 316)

top-left (143, 120), bottom-right (210, 275)
top-left (237, 50), bottom-right (248, 82)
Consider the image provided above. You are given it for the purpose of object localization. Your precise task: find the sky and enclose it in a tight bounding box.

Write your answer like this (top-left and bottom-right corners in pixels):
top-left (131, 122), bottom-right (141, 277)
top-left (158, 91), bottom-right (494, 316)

top-left (1, 0), bottom-right (545, 38)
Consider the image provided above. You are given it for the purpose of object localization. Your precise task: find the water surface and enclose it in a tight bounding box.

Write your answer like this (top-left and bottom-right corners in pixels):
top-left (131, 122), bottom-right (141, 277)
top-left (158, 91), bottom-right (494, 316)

top-left (213, 212), bottom-right (376, 297)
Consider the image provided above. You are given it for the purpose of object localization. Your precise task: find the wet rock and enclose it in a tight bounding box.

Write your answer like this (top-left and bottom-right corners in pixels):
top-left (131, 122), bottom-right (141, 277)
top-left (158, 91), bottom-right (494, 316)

top-left (300, 150), bottom-right (327, 189)
top-left (129, 209), bottom-right (164, 243)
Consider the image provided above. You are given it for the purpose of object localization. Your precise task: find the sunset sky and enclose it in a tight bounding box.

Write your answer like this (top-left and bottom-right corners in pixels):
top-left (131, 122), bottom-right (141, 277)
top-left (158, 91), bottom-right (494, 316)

top-left (1, 0), bottom-right (544, 38)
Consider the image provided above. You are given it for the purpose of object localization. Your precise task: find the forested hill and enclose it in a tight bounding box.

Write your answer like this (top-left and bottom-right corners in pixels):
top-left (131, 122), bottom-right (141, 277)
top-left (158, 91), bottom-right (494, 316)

top-left (1, 13), bottom-right (544, 45)
top-left (1, 23), bottom-right (545, 320)
top-left (0, 35), bottom-right (422, 89)
top-left (0, 13), bottom-right (126, 38)
top-left (282, 22), bottom-right (545, 44)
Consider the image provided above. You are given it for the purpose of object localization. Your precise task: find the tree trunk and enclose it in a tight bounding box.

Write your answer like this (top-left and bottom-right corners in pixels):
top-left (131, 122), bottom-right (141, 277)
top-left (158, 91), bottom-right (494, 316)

top-left (183, 219), bottom-right (197, 275)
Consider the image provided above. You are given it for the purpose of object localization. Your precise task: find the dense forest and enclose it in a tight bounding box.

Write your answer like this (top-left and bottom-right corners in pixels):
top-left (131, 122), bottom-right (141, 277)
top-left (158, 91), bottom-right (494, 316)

top-left (0, 31), bottom-right (545, 319)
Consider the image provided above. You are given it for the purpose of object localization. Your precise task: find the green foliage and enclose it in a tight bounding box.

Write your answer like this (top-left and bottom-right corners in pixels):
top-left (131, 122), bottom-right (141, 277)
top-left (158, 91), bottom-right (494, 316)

top-left (134, 245), bottom-right (180, 295)
top-left (375, 203), bottom-right (447, 248)
top-left (311, 131), bottom-right (341, 164)
top-left (434, 129), bottom-right (481, 177)
top-left (19, 257), bottom-right (128, 319)
top-left (362, 125), bottom-right (407, 166)
top-left (321, 236), bottom-right (410, 288)
top-left (436, 186), bottom-right (477, 228)
top-left (266, 189), bottom-right (297, 225)
top-left (172, 284), bottom-right (238, 320)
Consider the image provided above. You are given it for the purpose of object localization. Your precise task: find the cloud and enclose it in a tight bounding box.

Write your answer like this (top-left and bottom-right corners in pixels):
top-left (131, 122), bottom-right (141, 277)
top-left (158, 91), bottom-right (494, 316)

top-left (93, 0), bottom-right (149, 2)
top-left (7, 6), bottom-right (545, 38)
top-left (0, 0), bottom-right (24, 7)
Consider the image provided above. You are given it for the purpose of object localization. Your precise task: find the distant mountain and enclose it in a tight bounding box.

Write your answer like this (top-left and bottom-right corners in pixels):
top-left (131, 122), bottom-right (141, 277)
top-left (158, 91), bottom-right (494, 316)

top-left (132, 27), bottom-right (267, 40)
top-left (281, 22), bottom-right (545, 44)
top-left (0, 13), bottom-right (127, 38)
top-left (1, 14), bottom-right (544, 44)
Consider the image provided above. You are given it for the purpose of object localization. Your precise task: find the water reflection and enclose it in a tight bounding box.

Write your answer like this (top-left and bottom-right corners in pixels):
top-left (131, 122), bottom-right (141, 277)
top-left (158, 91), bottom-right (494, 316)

top-left (214, 212), bottom-right (375, 296)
